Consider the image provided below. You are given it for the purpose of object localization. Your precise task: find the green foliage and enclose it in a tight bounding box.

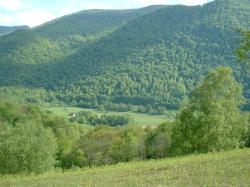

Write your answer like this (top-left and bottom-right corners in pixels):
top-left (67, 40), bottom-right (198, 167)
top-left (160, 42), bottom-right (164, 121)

top-left (70, 111), bottom-right (132, 126)
top-left (109, 125), bottom-right (146, 163)
top-left (0, 87), bottom-right (57, 104)
top-left (0, 122), bottom-right (57, 174)
top-left (237, 30), bottom-right (250, 63)
top-left (0, 80), bottom-right (249, 173)
top-left (145, 122), bottom-right (172, 158)
top-left (76, 125), bottom-right (145, 166)
top-left (172, 67), bottom-right (248, 155)
top-left (61, 149), bottom-right (88, 168)
top-left (78, 126), bottom-right (119, 166)
top-left (0, 102), bottom-right (44, 124)
top-left (43, 115), bottom-right (86, 165)
top-left (0, 102), bottom-right (90, 172)
top-left (245, 113), bottom-right (250, 147)
top-left (0, 0), bottom-right (249, 110)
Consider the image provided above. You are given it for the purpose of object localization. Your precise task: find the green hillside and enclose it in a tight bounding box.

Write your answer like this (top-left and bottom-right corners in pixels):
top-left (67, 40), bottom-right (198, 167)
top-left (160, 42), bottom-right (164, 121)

top-left (1, 149), bottom-right (249, 187)
top-left (0, 0), bottom-right (249, 110)
top-left (0, 6), bottom-right (165, 64)
top-left (0, 26), bottom-right (29, 36)
top-left (35, 5), bottom-right (167, 37)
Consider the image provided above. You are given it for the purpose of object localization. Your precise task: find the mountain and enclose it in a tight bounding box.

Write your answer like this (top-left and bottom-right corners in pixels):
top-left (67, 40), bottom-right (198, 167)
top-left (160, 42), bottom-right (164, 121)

top-left (0, 25), bottom-right (29, 36)
top-left (36, 6), bottom-right (167, 37)
top-left (0, 0), bottom-right (249, 110)
top-left (0, 6), bottom-right (166, 65)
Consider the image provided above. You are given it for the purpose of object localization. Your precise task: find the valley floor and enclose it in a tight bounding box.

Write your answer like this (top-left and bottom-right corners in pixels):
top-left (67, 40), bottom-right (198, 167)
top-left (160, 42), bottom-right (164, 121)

top-left (1, 149), bottom-right (249, 187)
top-left (44, 106), bottom-right (174, 126)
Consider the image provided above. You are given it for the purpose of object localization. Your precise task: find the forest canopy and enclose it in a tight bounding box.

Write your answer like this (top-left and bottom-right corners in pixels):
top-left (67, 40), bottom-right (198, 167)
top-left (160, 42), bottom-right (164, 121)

top-left (0, 0), bottom-right (249, 111)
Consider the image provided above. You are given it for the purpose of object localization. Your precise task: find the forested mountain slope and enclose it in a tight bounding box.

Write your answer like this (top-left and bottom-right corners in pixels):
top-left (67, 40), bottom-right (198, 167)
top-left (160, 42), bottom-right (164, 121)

top-left (0, 6), bottom-right (165, 64)
top-left (0, 26), bottom-right (29, 36)
top-left (0, 0), bottom-right (249, 109)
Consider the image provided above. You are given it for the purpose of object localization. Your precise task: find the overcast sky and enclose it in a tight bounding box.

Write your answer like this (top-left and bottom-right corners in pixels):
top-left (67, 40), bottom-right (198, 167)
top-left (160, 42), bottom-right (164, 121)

top-left (0, 0), bottom-right (213, 27)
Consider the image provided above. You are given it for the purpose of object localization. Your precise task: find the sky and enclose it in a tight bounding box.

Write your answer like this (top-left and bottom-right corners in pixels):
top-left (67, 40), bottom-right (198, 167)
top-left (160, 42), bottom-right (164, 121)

top-left (0, 0), bottom-right (213, 27)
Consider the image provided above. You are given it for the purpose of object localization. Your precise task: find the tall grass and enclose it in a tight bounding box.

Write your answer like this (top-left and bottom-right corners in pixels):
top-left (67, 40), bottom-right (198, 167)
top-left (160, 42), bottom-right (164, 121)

top-left (1, 149), bottom-right (249, 187)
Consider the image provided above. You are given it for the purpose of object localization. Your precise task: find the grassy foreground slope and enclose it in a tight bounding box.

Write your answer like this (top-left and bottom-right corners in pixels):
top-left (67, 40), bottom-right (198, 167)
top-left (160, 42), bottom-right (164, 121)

top-left (1, 149), bottom-right (249, 187)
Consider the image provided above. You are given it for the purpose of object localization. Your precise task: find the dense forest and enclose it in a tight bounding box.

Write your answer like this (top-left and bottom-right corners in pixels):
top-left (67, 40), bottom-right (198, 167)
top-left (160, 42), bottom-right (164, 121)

top-left (0, 0), bottom-right (249, 111)
top-left (0, 66), bottom-right (249, 174)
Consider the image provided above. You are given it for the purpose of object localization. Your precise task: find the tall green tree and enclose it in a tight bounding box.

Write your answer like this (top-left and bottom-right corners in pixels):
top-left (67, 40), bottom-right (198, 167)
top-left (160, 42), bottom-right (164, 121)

top-left (171, 67), bottom-right (248, 155)
top-left (0, 123), bottom-right (57, 174)
top-left (237, 30), bottom-right (250, 63)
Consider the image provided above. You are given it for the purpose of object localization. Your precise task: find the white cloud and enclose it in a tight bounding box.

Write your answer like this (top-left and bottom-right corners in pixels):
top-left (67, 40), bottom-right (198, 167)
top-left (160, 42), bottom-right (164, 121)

top-left (16, 10), bottom-right (57, 27)
top-left (0, 0), bottom-right (23, 11)
top-left (79, 2), bottom-right (116, 10)
top-left (138, 0), bottom-right (170, 6)
top-left (0, 13), bottom-right (15, 25)
top-left (0, 10), bottom-right (57, 27)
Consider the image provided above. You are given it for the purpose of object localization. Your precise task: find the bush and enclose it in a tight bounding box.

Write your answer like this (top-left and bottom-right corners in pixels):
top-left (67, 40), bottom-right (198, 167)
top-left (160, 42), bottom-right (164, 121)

top-left (145, 122), bottom-right (172, 159)
top-left (77, 125), bottom-right (146, 166)
top-left (79, 126), bottom-right (118, 166)
top-left (61, 149), bottom-right (88, 168)
top-left (0, 123), bottom-right (57, 174)
top-left (109, 125), bottom-right (146, 163)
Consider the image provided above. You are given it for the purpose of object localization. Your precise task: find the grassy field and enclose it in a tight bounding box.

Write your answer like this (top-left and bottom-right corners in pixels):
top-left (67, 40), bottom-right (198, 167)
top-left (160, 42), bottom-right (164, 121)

top-left (1, 149), bottom-right (249, 187)
top-left (44, 106), bottom-right (174, 126)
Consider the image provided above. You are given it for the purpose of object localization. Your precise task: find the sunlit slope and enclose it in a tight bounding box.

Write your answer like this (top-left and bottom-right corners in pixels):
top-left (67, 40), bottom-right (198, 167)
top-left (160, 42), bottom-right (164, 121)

top-left (1, 149), bottom-right (249, 187)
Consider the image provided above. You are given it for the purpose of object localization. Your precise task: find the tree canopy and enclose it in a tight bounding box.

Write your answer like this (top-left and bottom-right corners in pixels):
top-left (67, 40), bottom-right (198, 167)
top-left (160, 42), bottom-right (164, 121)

top-left (0, 122), bottom-right (57, 174)
top-left (172, 67), bottom-right (248, 155)
top-left (237, 30), bottom-right (250, 63)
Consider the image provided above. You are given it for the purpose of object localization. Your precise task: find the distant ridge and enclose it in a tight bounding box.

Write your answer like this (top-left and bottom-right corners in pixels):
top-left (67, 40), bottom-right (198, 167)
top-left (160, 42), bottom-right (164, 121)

top-left (0, 25), bottom-right (29, 36)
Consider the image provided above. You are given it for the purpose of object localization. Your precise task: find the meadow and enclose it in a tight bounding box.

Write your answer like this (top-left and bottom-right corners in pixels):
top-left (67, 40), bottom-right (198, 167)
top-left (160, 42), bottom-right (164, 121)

top-left (44, 106), bottom-right (175, 126)
top-left (1, 148), bottom-right (249, 187)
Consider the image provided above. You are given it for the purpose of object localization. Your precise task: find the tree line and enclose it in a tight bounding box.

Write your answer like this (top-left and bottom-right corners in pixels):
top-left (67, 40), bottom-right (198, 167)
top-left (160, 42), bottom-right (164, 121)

top-left (0, 66), bottom-right (249, 175)
top-left (69, 111), bottom-right (133, 126)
